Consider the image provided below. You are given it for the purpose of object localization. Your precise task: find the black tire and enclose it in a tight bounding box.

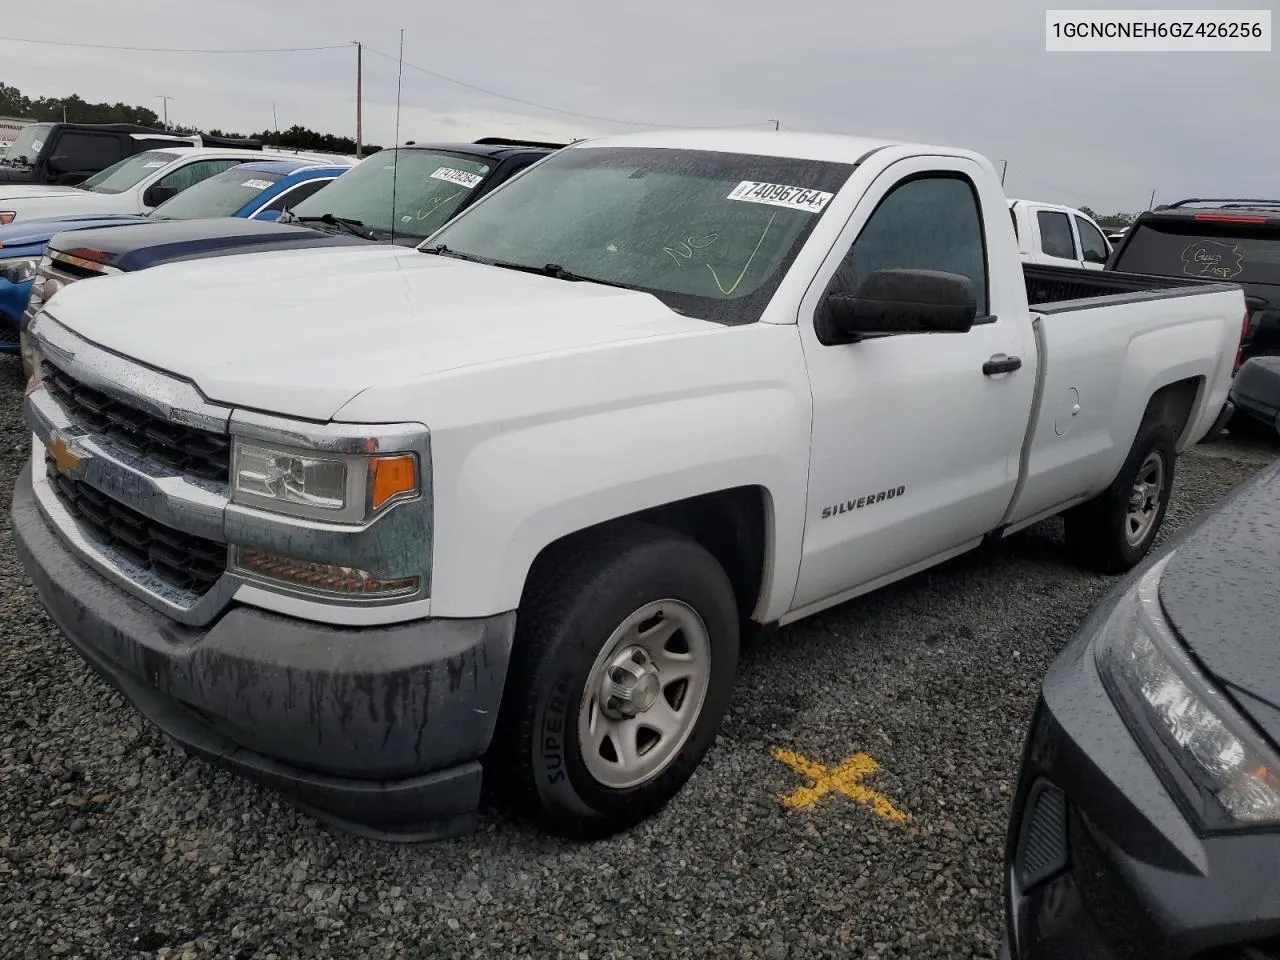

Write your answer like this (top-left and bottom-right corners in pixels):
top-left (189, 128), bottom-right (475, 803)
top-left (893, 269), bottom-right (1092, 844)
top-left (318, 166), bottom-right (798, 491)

top-left (1063, 418), bottom-right (1176, 574)
top-left (490, 522), bottom-right (740, 839)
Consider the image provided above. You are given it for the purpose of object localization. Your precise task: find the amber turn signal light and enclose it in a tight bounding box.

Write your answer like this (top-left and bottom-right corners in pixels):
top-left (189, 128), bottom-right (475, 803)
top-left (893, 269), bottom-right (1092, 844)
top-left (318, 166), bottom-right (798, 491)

top-left (369, 454), bottom-right (418, 510)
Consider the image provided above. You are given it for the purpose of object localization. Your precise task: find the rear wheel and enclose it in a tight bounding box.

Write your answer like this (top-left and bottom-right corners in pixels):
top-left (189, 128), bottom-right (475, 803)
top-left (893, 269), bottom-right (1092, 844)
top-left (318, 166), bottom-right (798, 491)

top-left (1064, 419), bottom-right (1176, 574)
top-left (492, 523), bottom-right (740, 839)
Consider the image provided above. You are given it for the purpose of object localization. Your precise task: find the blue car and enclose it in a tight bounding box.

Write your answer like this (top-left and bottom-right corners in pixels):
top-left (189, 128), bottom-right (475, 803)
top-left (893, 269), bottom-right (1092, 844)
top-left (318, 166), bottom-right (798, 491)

top-left (0, 159), bottom-right (347, 351)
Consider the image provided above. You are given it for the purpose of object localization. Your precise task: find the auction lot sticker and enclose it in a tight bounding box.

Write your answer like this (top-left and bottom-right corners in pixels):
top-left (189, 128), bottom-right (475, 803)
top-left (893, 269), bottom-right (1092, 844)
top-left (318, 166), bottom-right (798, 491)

top-left (430, 167), bottom-right (484, 188)
top-left (728, 180), bottom-right (834, 213)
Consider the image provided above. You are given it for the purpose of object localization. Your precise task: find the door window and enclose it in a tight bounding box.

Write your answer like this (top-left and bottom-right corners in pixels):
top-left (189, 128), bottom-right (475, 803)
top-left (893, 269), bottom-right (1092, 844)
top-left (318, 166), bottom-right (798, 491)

top-left (258, 177), bottom-right (332, 214)
top-left (156, 158), bottom-right (249, 193)
top-left (826, 174), bottom-right (989, 318)
top-left (53, 132), bottom-right (124, 172)
top-left (1074, 215), bottom-right (1111, 264)
top-left (1036, 210), bottom-right (1077, 259)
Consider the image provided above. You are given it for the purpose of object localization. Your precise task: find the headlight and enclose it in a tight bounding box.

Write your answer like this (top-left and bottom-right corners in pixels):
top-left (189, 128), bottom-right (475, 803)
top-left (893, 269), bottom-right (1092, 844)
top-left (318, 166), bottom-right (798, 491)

top-left (1097, 553), bottom-right (1280, 827)
top-left (230, 438), bottom-right (419, 524)
top-left (0, 255), bottom-right (39, 284)
top-left (0, 212), bottom-right (14, 225)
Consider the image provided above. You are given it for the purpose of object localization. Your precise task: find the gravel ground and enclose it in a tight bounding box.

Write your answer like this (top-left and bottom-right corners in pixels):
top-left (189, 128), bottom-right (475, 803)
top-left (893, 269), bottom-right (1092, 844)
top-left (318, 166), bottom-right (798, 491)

top-left (0, 351), bottom-right (1274, 960)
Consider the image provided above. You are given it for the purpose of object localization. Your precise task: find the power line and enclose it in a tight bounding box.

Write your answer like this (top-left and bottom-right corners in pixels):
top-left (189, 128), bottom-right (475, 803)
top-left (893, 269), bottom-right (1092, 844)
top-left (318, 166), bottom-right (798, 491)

top-left (0, 35), bottom-right (349, 54)
top-left (1008, 169), bottom-right (1093, 204)
top-left (363, 45), bottom-right (775, 130)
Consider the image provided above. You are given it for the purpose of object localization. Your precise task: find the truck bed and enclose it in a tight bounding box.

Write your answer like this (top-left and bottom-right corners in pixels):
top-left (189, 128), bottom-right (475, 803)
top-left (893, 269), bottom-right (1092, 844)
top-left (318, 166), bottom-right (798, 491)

top-left (1006, 264), bottom-right (1244, 533)
top-left (1024, 263), bottom-right (1221, 312)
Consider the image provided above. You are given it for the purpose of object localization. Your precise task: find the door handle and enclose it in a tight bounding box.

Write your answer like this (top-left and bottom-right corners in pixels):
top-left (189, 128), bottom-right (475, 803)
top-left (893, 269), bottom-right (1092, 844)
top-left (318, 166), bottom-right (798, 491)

top-left (983, 355), bottom-right (1022, 376)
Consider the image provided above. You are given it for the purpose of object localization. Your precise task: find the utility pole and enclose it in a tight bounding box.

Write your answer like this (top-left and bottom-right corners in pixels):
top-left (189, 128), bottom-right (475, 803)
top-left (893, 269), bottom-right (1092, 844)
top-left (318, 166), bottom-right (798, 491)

top-left (1148, 189), bottom-right (1157, 210)
top-left (1000, 159), bottom-right (1008, 186)
top-left (156, 95), bottom-right (173, 130)
top-left (272, 102), bottom-right (280, 148)
top-left (354, 41), bottom-right (363, 158)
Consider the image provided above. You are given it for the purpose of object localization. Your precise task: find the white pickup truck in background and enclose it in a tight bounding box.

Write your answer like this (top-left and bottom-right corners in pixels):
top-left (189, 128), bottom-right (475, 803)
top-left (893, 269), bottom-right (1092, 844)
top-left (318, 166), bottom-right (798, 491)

top-left (15, 129), bottom-right (1244, 843)
top-left (0, 146), bottom-right (351, 224)
top-left (1009, 198), bottom-right (1113, 271)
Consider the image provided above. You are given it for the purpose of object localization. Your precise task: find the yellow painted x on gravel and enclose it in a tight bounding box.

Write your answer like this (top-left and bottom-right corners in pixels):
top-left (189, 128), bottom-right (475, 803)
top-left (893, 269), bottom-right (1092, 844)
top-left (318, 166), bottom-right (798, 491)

top-left (771, 747), bottom-right (909, 823)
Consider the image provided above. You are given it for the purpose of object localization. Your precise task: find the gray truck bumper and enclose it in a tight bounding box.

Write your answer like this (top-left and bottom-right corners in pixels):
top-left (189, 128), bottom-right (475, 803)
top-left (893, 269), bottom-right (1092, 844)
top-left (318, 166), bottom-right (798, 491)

top-left (12, 463), bottom-right (515, 841)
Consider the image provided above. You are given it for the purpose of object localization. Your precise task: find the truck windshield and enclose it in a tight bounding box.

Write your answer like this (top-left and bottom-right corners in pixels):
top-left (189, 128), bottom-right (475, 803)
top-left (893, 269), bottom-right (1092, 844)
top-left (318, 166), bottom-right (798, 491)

top-left (150, 167), bottom-right (284, 220)
top-left (288, 149), bottom-right (494, 239)
top-left (80, 151), bottom-right (181, 195)
top-left (422, 146), bottom-right (855, 325)
top-left (2, 123), bottom-right (53, 166)
top-left (1115, 220), bottom-right (1280, 286)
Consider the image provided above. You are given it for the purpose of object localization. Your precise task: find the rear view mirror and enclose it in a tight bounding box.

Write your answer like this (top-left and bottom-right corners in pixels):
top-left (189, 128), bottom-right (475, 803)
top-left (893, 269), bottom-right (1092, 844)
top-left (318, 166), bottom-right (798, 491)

top-left (143, 184), bottom-right (179, 208)
top-left (820, 269), bottom-right (977, 344)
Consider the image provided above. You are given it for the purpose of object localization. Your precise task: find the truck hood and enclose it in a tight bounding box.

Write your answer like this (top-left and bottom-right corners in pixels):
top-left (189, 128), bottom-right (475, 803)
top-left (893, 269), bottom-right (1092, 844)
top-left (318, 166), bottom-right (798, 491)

top-left (42, 244), bottom-right (717, 420)
top-left (1158, 460), bottom-right (1280, 746)
top-left (0, 184), bottom-right (87, 202)
top-left (47, 217), bottom-right (366, 271)
top-left (0, 213), bottom-right (148, 247)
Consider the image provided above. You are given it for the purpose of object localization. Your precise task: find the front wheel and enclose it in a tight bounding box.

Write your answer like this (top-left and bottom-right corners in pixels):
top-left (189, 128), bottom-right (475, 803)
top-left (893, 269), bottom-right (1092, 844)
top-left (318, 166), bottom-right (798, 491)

top-left (492, 523), bottom-right (740, 839)
top-left (1064, 419), bottom-right (1176, 574)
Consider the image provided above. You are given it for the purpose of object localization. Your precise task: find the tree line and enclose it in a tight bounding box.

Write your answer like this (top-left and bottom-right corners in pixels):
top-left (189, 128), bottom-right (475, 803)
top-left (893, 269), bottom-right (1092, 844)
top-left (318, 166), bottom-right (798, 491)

top-left (0, 83), bottom-right (379, 155)
top-left (1078, 206), bottom-right (1136, 229)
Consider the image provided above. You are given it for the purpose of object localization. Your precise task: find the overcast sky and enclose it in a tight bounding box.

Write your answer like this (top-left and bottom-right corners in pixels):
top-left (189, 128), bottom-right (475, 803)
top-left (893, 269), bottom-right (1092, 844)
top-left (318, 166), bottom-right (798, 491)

top-left (1, 0), bottom-right (1272, 213)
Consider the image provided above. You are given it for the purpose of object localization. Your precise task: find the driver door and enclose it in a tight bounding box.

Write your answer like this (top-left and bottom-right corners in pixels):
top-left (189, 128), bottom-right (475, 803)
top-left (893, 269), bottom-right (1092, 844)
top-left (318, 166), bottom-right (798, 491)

top-left (790, 157), bottom-right (1033, 612)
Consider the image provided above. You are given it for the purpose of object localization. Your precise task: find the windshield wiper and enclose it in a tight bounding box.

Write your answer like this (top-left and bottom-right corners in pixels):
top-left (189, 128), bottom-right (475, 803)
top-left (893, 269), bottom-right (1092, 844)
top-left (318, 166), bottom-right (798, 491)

top-left (422, 248), bottom-right (631, 289)
top-left (541, 263), bottom-right (632, 290)
top-left (295, 214), bottom-right (371, 239)
top-left (422, 243), bottom-right (477, 261)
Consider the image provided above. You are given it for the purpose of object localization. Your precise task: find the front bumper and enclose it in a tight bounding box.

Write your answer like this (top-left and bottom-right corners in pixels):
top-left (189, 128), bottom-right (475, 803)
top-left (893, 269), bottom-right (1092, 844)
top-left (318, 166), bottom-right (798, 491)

top-left (1004, 588), bottom-right (1280, 959)
top-left (1230, 358), bottom-right (1280, 436)
top-left (13, 463), bottom-right (516, 841)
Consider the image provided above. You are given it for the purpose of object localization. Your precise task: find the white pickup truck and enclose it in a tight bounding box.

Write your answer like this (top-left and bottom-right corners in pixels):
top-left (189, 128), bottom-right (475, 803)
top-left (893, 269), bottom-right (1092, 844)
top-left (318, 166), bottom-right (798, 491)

top-left (14, 129), bottom-right (1244, 842)
top-left (0, 146), bottom-right (349, 224)
top-left (1009, 198), bottom-right (1113, 271)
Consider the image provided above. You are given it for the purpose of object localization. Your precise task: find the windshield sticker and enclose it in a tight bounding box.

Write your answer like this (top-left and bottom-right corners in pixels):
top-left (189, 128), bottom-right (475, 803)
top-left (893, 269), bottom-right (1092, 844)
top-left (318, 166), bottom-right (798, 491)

top-left (241, 178), bottom-right (274, 190)
top-left (1181, 239), bottom-right (1244, 280)
top-left (727, 180), bottom-right (833, 213)
top-left (31, 139), bottom-right (44, 152)
top-left (430, 166), bottom-right (484, 189)
top-left (143, 160), bottom-right (166, 168)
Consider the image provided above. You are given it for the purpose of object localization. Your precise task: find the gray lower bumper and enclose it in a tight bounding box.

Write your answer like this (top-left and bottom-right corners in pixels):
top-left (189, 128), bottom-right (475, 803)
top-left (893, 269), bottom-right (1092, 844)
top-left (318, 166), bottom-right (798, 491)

top-left (12, 463), bottom-right (516, 841)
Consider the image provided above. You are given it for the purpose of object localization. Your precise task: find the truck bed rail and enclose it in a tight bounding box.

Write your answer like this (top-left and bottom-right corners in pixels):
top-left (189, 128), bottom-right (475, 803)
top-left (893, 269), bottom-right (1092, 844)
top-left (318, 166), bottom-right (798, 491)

top-left (1025, 263), bottom-right (1227, 313)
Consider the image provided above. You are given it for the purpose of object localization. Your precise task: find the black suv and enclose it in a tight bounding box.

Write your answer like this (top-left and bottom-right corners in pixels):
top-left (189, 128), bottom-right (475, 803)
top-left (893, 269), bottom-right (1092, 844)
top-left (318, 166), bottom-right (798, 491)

top-left (0, 123), bottom-right (261, 186)
top-left (1108, 198), bottom-right (1280, 365)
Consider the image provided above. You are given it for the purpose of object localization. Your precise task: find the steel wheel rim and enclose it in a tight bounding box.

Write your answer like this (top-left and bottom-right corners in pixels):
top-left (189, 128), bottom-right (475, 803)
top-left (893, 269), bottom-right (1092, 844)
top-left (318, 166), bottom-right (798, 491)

top-left (1125, 450), bottom-right (1166, 546)
top-left (577, 599), bottom-right (712, 790)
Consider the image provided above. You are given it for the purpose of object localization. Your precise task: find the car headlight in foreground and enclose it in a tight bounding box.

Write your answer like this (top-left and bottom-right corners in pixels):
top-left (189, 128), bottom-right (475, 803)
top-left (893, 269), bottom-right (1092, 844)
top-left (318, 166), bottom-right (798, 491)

top-left (1096, 553), bottom-right (1280, 828)
top-left (0, 255), bottom-right (39, 285)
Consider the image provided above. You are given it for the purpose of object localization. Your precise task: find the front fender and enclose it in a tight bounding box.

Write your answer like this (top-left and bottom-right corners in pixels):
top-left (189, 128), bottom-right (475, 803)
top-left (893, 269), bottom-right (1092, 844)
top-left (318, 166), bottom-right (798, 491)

top-left (338, 325), bottom-right (814, 621)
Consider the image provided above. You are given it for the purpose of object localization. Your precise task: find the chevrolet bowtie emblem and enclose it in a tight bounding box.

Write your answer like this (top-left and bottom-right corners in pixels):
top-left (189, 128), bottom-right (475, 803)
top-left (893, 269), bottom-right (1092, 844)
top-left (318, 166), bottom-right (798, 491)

top-left (48, 431), bottom-right (86, 475)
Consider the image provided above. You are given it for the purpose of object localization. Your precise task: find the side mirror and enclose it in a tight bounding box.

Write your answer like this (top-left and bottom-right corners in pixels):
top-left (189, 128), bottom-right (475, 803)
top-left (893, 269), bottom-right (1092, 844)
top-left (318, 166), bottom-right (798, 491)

top-left (255, 209), bottom-right (283, 222)
top-left (820, 269), bottom-right (977, 344)
top-left (143, 184), bottom-right (179, 208)
top-left (46, 154), bottom-right (70, 175)
top-left (1083, 249), bottom-right (1108, 265)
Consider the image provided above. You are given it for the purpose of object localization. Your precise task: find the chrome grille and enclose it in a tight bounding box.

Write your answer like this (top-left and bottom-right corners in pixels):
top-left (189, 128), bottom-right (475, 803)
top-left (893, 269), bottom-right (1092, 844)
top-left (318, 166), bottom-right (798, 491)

top-left (46, 453), bottom-right (227, 595)
top-left (43, 361), bottom-right (231, 483)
